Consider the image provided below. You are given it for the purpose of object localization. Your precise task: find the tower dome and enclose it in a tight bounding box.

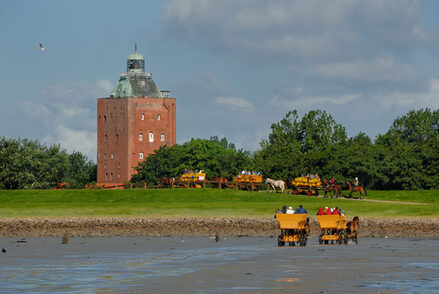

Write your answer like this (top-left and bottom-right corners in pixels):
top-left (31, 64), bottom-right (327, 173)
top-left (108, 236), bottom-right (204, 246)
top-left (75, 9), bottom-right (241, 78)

top-left (126, 44), bottom-right (145, 73)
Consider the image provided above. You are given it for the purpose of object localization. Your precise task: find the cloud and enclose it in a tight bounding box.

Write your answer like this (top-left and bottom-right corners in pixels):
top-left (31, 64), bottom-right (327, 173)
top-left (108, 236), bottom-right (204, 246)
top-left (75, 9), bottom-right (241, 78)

top-left (307, 56), bottom-right (417, 84)
top-left (161, 0), bottom-right (432, 64)
top-left (215, 96), bottom-right (254, 112)
top-left (271, 93), bottom-right (360, 109)
top-left (375, 79), bottom-right (439, 109)
top-left (49, 125), bottom-right (96, 159)
top-left (97, 79), bottom-right (114, 93)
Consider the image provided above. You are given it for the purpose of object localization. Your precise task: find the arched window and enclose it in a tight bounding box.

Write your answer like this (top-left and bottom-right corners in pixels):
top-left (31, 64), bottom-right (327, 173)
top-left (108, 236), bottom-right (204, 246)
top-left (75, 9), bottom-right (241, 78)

top-left (116, 134), bottom-right (119, 143)
top-left (157, 114), bottom-right (161, 120)
top-left (149, 132), bottom-right (154, 142)
top-left (105, 173), bottom-right (108, 181)
top-left (104, 134), bottom-right (108, 143)
top-left (160, 134), bottom-right (165, 142)
top-left (139, 152), bottom-right (144, 159)
top-left (141, 114), bottom-right (145, 120)
top-left (104, 115), bottom-right (107, 122)
top-left (139, 133), bottom-right (143, 141)
top-left (111, 153), bottom-right (114, 160)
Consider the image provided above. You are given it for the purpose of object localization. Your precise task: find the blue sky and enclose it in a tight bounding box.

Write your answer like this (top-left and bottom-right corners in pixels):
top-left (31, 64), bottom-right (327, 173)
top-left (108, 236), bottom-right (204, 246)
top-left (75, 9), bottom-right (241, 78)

top-left (1, 0), bottom-right (439, 160)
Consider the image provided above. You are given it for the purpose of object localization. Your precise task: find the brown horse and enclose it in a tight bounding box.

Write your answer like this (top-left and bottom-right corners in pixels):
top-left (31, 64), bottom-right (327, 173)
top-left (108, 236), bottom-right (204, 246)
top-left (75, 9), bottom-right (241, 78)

top-left (323, 179), bottom-right (342, 198)
top-left (212, 177), bottom-right (228, 188)
top-left (346, 216), bottom-right (359, 244)
top-left (346, 181), bottom-right (367, 199)
top-left (159, 177), bottom-right (175, 188)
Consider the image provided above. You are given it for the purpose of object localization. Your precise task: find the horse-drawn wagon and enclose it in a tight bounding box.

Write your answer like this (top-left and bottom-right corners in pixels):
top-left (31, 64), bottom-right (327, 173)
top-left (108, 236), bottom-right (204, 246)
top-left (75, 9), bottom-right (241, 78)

top-left (290, 177), bottom-right (321, 196)
top-left (234, 174), bottom-right (262, 191)
top-left (275, 213), bottom-right (310, 246)
top-left (178, 171), bottom-right (206, 188)
top-left (317, 215), bottom-right (348, 244)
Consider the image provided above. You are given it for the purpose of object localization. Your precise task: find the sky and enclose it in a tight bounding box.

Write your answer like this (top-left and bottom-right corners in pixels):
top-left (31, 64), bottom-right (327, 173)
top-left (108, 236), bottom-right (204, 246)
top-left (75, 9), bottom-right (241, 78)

top-left (1, 0), bottom-right (439, 160)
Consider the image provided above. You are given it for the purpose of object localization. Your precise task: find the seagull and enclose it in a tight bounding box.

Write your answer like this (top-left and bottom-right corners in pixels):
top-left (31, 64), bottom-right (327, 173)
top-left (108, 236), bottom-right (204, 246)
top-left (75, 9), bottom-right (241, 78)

top-left (39, 43), bottom-right (46, 51)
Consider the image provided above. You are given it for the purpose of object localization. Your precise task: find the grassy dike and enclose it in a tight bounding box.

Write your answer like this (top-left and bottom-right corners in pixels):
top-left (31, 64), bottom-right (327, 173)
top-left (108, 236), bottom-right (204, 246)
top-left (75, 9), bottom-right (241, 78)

top-left (0, 188), bottom-right (438, 218)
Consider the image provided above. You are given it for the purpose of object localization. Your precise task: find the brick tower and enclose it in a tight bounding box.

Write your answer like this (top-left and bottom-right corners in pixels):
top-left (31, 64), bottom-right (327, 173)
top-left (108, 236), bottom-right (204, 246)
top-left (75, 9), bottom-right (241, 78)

top-left (97, 46), bottom-right (176, 185)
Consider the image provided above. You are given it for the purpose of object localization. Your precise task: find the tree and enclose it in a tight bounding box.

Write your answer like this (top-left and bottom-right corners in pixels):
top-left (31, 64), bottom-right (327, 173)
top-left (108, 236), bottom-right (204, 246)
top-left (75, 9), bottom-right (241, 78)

top-left (131, 137), bottom-right (250, 184)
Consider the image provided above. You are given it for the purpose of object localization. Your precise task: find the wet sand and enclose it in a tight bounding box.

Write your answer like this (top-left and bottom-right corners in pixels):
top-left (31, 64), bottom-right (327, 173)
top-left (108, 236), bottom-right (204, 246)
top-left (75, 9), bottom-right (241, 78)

top-left (1, 217), bottom-right (439, 238)
top-left (1, 236), bottom-right (438, 293)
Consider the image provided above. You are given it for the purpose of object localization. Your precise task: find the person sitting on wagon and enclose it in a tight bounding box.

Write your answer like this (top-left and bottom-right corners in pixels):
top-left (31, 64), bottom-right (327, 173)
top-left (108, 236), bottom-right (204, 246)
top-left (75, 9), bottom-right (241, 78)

top-left (286, 206), bottom-right (295, 214)
top-left (332, 207), bottom-right (340, 215)
top-left (317, 207), bottom-right (324, 215)
top-left (294, 205), bottom-right (307, 214)
top-left (281, 205), bottom-right (287, 213)
top-left (325, 207), bottom-right (332, 215)
top-left (330, 178), bottom-right (335, 186)
top-left (338, 207), bottom-right (345, 215)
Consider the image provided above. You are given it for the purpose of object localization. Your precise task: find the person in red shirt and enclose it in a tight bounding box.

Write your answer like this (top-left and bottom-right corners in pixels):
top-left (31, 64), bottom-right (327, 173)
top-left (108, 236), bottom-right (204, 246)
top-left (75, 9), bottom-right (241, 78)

top-left (330, 178), bottom-right (335, 185)
top-left (325, 207), bottom-right (332, 215)
top-left (332, 207), bottom-right (339, 215)
top-left (317, 207), bottom-right (324, 215)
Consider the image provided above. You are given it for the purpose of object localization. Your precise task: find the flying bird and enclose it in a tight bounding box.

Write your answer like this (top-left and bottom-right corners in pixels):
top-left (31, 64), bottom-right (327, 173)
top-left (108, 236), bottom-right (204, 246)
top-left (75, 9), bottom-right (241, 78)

top-left (39, 43), bottom-right (46, 51)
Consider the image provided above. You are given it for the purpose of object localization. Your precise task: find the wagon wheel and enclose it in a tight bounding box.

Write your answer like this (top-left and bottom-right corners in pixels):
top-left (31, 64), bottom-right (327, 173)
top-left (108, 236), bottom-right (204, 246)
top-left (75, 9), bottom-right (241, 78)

top-left (293, 190), bottom-right (299, 195)
top-left (324, 240), bottom-right (329, 245)
top-left (277, 235), bottom-right (285, 246)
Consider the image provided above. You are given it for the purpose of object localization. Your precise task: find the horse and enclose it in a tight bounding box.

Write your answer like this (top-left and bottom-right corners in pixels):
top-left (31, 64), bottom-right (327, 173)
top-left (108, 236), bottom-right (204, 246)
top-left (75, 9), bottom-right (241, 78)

top-left (346, 181), bottom-right (367, 199)
top-left (323, 179), bottom-right (342, 198)
top-left (346, 216), bottom-right (359, 244)
top-left (265, 178), bottom-right (285, 193)
top-left (159, 177), bottom-right (175, 188)
top-left (212, 177), bottom-right (228, 188)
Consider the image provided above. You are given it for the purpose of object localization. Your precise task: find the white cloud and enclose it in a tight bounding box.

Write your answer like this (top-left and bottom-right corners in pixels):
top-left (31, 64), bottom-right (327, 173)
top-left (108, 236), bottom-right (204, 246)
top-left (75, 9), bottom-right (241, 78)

top-left (97, 79), bottom-right (114, 93)
top-left (375, 79), bottom-right (439, 109)
top-left (271, 93), bottom-right (360, 109)
top-left (215, 96), bottom-right (254, 112)
top-left (53, 125), bottom-right (96, 159)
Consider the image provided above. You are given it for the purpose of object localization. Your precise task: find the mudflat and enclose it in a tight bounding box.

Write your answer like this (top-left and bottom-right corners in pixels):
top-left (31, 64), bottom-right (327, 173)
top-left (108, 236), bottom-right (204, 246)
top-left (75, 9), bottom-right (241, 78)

top-left (1, 236), bottom-right (438, 293)
top-left (1, 217), bottom-right (439, 238)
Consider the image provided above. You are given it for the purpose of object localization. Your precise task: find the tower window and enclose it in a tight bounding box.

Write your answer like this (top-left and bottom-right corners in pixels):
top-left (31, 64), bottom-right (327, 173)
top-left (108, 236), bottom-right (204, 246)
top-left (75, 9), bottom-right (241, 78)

top-left (149, 132), bottom-right (154, 142)
top-left (104, 134), bottom-right (108, 143)
top-left (111, 153), bottom-right (114, 160)
top-left (104, 115), bottom-right (107, 122)
top-left (105, 173), bottom-right (109, 181)
top-left (111, 173), bottom-right (114, 181)
top-left (116, 134), bottom-right (119, 142)
top-left (160, 134), bottom-right (165, 142)
top-left (139, 133), bottom-right (143, 141)
top-left (139, 152), bottom-right (144, 159)
top-left (141, 114), bottom-right (144, 120)
top-left (157, 114), bottom-right (160, 120)
top-left (118, 173), bottom-right (120, 179)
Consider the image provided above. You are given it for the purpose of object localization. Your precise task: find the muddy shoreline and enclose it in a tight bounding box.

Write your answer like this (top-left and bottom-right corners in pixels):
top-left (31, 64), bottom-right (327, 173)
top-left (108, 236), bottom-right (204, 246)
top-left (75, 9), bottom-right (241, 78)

top-left (1, 217), bottom-right (438, 238)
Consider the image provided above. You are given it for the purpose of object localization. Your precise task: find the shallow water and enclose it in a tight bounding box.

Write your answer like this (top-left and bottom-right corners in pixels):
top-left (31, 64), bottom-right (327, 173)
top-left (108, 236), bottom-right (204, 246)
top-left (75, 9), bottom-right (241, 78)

top-left (1, 237), bottom-right (438, 293)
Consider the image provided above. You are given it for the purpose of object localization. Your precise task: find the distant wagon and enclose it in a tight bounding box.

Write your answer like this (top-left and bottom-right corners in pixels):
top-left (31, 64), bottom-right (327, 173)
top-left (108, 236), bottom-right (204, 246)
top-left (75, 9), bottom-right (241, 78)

top-left (178, 171), bottom-right (206, 188)
top-left (290, 176), bottom-right (321, 196)
top-left (234, 174), bottom-right (262, 191)
top-left (275, 213), bottom-right (310, 247)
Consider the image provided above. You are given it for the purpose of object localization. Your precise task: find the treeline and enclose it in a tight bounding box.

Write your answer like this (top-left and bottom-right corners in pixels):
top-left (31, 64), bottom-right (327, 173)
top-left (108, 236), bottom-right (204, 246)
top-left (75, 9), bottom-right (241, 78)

top-left (133, 108), bottom-right (439, 190)
top-left (0, 137), bottom-right (96, 189)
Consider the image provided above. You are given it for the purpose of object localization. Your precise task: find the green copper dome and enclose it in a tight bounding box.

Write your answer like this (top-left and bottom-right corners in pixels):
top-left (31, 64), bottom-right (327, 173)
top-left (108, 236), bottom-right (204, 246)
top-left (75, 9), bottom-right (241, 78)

top-left (110, 45), bottom-right (162, 98)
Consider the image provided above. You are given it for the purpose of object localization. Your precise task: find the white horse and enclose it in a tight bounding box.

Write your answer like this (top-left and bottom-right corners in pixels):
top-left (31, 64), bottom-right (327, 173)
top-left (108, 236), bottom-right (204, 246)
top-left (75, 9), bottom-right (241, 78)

top-left (265, 178), bottom-right (285, 193)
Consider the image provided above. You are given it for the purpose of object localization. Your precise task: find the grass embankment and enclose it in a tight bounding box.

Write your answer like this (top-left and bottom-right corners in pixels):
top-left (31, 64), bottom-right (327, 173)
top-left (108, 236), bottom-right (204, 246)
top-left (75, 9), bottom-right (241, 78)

top-left (0, 188), bottom-right (438, 218)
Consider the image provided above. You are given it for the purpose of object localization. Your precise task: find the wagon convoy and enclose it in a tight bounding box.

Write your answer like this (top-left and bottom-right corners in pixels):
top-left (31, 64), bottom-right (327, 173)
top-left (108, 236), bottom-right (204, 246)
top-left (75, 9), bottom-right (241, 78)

top-left (275, 209), bottom-right (359, 246)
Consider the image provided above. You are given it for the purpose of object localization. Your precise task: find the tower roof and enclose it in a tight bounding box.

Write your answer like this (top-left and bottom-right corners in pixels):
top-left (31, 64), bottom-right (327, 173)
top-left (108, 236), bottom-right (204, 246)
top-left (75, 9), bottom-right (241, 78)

top-left (110, 45), bottom-right (163, 98)
top-left (128, 44), bottom-right (144, 60)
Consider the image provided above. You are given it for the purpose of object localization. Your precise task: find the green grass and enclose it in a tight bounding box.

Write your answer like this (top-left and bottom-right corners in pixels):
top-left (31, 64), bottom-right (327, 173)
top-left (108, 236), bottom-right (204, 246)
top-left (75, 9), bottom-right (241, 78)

top-left (0, 188), bottom-right (438, 218)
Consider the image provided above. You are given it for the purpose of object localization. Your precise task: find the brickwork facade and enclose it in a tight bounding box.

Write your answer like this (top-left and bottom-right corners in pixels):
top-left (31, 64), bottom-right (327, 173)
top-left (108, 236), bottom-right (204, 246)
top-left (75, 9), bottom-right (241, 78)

top-left (97, 97), bottom-right (176, 184)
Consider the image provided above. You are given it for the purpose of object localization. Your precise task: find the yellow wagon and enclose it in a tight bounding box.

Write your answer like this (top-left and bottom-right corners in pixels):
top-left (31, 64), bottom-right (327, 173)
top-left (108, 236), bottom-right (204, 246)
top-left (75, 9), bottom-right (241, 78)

top-left (317, 215), bottom-right (348, 245)
top-left (275, 213), bottom-right (310, 246)
top-left (290, 177), bottom-right (321, 196)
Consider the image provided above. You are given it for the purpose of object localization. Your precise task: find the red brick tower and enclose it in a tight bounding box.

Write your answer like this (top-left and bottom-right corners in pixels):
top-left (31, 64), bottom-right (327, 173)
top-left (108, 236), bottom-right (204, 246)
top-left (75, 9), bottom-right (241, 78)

top-left (97, 46), bottom-right (176, 185)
